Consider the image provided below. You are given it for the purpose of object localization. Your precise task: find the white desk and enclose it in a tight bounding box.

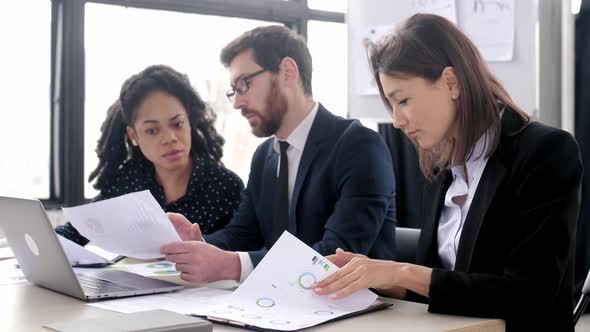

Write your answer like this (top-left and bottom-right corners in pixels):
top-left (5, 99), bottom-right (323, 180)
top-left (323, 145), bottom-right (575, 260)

top-left (0, 281), bottom-right (505, 332)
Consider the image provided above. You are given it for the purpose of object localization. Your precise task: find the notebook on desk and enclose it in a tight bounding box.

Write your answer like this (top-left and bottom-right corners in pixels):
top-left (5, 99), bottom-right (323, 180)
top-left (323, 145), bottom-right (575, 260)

top-left (0, 196), bottom-right (183, 301)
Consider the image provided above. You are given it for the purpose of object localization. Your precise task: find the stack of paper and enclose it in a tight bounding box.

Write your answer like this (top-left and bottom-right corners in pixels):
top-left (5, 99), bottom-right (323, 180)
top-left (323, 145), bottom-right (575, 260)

top-left (89, 232), bottom-right (387, 331)
top-left (58, 235), bottom-right (113, 266)
top-left (62, 190), bottom-right (181, 259)
top-left (194, 232), bottom-right (380, 330)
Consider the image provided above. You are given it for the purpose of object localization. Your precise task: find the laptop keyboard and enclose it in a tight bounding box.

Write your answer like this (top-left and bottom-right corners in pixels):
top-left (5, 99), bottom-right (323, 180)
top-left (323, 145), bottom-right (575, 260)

top-left (76, 273), bottom-right (136, 295)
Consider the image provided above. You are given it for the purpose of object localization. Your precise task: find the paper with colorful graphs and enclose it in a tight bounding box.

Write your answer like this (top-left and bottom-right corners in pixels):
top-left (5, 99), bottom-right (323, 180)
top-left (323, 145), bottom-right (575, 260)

top-left (195, 231), bottom-right (379, 331)
top-left (85, 231), bottom-right (382, 331)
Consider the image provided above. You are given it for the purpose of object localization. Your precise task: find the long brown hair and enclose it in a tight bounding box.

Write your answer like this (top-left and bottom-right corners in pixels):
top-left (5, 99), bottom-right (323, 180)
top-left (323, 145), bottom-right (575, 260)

top-left (369, 13), bottom-right (530, 178)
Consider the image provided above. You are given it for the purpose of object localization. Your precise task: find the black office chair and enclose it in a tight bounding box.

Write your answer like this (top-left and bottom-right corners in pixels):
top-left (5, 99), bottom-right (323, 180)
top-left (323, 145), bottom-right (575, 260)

top-left (379, 125), bottom-right (426, 230)
top-left (574, 268), bottom-right (590, 325)
top-left (395, 227), bottom-right (421, 263)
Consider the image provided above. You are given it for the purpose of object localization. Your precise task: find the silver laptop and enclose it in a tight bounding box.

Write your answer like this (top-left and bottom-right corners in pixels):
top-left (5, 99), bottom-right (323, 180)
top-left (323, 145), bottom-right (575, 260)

top-left (0, 196), bottom-right (184, 301)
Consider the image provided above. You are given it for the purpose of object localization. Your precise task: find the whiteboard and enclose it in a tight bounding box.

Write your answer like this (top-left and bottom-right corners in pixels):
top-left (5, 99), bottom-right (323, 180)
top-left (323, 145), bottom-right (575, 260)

top-left (347, 0), bottom-right (537, 122)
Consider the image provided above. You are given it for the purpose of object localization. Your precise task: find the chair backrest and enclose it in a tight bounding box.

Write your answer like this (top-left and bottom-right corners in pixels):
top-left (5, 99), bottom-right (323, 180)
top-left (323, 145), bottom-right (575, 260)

top-left (395, 227), bottom-right (420, 263)
top-left (378, 125), bottom-right (426, 229)
top-left (574, 268), bottom-right (590, 325)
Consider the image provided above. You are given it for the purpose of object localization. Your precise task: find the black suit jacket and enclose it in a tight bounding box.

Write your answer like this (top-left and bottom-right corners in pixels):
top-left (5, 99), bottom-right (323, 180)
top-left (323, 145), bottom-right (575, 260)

top-left (574, 7), bottom-right (590, 297)
top-left (206, 104), bottom-right (396, 265)
top-left (414, 109), bottom-right (582, 331)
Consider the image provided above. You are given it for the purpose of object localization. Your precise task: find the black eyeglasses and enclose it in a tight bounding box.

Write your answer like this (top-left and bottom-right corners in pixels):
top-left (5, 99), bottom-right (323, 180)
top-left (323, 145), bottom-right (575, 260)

top-left (226, 68), bottom-right (267, 103)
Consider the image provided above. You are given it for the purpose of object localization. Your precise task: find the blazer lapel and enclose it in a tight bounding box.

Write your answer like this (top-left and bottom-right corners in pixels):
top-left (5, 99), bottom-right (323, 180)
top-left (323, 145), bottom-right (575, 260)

top-left (453, 108), bottom-right (526, 271)
top-left (289, 105), bottom-right (332, 234)
top-left (263, 144), bottom-right (279, 243)
top-left (416, 170), bottom-right (452, 266)
top-left (264, 142), bottom-right (279, 186)
top-left (417, 107), bottom-right (526, 270)
top-left (453, 157), bottom-right (506, 271)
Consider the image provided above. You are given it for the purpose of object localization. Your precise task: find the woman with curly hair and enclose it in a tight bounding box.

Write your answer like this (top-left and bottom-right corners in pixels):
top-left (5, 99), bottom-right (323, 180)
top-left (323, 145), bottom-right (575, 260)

top-left (56, 65), bottom-right (244, 246)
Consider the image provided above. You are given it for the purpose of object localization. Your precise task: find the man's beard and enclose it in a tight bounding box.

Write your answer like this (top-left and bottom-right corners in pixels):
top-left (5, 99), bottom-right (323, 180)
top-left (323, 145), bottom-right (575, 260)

top-left (251, 80), bottom-right (288, 137)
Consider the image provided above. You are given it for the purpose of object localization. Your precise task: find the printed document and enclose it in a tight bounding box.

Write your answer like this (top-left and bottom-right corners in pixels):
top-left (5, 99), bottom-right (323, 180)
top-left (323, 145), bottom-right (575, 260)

top-left (112, 261), bottom-right (181, 277)
top-left (58, 235), bottom-right (113, 266)
top-left (62, 190), bottom-right (181, 259)
top-left (194, 231), bottom-right (378, 330)
top-left (88, 232), bottom-right (383, 331)
top-left (89, 287), bottom-right (232, 314)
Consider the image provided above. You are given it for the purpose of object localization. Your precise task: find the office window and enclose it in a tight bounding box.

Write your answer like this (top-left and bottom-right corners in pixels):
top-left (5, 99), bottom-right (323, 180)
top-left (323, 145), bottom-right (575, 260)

top-left (307, 0), bottom-right (347, 13)
top-left (84, 3), bottom-right (275, 197)
top-left (0, 1), bottom-right (51, 199)
top-left (307, 20), bottom-right (348, 117)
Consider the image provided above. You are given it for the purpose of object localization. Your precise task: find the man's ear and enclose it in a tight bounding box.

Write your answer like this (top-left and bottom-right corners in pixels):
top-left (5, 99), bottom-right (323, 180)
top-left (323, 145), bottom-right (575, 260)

top-left (127, 126), bottom-right (138, 146)
top-left (441, 66), bottom-right (460, 100)
top-left (279, 56), bottom-right (300, 89)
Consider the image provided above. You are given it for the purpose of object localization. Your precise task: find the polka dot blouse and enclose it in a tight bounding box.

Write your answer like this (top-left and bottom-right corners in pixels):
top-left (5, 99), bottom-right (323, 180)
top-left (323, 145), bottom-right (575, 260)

top-left (55, 156), bottom-right (244, 246)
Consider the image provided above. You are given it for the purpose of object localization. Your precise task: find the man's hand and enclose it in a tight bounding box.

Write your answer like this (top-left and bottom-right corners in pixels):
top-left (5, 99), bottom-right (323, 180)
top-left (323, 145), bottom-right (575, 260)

top-left (167, 212), bottom-right (202, 241)
top-left (161, 241), bottom-right (241, 284)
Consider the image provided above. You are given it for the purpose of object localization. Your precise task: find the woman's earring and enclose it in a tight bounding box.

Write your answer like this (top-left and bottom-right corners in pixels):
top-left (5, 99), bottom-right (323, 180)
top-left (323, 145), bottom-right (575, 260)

top-left (452, 95), bottom-right (457, 100)
top-left (131, 140), bottom-right (138, 146)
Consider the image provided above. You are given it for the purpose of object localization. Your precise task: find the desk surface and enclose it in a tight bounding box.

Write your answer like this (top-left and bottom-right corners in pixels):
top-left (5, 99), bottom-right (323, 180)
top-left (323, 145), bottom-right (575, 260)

top-left (1, 281), bottom-right (505, 332)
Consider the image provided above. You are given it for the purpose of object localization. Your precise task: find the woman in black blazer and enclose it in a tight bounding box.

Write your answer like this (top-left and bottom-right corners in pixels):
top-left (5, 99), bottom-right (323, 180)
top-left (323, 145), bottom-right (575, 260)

top-left (314, 14), bottom-right (583, 331)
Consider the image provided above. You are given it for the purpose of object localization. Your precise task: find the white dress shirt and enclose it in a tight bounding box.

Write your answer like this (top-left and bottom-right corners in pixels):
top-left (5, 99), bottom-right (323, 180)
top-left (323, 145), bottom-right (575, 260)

top-left (437, 129), bottom-right (493, 270)
top-left (237, 102), bottom-right (320, 282)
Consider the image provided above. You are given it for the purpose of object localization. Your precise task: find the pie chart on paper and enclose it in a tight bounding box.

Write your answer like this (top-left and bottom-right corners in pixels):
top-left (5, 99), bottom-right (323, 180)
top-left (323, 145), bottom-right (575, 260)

top-left (146, 262), bottom-right (174, 269)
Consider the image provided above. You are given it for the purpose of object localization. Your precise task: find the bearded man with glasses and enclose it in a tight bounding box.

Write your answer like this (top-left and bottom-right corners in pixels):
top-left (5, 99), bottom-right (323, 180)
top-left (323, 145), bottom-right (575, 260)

top-left (161, 25), bottom-right (397, 285)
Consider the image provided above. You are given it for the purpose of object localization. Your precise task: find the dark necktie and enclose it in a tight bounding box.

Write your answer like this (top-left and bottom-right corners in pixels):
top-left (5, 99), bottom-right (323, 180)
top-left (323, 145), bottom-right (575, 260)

top-left (271, 141), bottom-right (290, 246)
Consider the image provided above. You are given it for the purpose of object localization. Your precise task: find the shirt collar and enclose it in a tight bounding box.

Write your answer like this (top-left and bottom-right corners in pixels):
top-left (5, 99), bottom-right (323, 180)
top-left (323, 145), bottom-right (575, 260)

top-left (273, 102), bottom-right (319, 153)
top-left (451, 127), bottom-right (493, 181)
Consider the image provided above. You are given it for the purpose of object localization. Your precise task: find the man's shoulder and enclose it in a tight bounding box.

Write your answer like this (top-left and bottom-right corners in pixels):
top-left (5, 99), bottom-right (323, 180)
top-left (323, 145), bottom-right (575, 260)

top-left (314, 105), bottom-right (377, 142)
top-left (311, 108), bottom-right (390, 170)
top-left (334, 119), bottom-right (385, 148)
top-left (244, 138), bottom-right (276, 174)
top-left (502, 119), bottom-right (579, 164)
top-left (252, 137), bottom-right (275, 157)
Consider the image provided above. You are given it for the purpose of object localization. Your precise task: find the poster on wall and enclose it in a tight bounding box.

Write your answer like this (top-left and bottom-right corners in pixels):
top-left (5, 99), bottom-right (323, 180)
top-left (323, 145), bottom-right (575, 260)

top-left (461, 0), bottom-right (515, 62)
top-left (358, 0), bottom-right (458, 95)
top-left (411, 0), bottom-right (457, 23)
top-left (358, 24), bottom-right (395, 95)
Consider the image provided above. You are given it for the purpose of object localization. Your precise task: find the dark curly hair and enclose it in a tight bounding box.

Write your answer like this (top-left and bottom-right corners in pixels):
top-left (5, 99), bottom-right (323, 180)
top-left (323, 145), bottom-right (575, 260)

top-left (88, 65), bottom-right (225, 190)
